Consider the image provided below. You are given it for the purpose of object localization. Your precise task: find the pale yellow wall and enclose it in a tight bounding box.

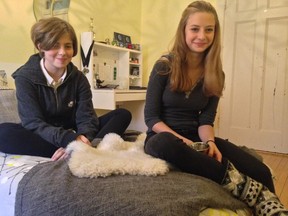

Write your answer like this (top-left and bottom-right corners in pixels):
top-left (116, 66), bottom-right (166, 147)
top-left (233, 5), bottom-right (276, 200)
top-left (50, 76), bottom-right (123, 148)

top-left (141, 0), bottom-right (195, 85)
top-left (0, 0), bottom-right (142, 87)
top-left (69, 0), bottom-right (142, 65)
top-left (0, 0), bottom-right (215, 88)
top-left (141, 0), bottom-right (216, 85)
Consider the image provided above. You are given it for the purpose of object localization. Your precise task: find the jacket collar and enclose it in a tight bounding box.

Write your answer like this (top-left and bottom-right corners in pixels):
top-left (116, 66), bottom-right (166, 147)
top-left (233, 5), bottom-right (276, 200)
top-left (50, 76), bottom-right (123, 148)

top-left (12, 53), bottom-right (76, 86)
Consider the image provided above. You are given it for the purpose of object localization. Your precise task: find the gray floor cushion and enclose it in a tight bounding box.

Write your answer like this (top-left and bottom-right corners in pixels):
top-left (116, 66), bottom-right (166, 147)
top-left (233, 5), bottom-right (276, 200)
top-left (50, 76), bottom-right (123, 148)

top-left (15, 160), bottom-right (247, 216)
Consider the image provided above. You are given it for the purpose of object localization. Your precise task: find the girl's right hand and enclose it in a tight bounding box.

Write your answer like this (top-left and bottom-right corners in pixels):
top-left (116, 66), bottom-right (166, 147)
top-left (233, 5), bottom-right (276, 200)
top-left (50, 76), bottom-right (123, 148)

top-left (51, 135), bottom-right (92, 161)
top-left (51, 147), bottom-right (68, 161)
top-left (206, 141), bottom-right (222, 162)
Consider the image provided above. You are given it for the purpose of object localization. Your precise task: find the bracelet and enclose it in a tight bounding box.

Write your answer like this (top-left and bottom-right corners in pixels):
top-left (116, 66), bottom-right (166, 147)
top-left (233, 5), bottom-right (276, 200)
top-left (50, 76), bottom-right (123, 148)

top-left (206, 140), bottom-right (215, 145)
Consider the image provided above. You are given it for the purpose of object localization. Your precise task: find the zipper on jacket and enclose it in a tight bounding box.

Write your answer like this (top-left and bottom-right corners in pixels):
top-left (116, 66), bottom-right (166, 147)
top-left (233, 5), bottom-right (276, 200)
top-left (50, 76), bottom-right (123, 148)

top-left (54, 88), bottom-right (59, 110)
top-left (51, 72), bottom-right (70, 112)
top-left (51, 85), bottom-right (60, 111)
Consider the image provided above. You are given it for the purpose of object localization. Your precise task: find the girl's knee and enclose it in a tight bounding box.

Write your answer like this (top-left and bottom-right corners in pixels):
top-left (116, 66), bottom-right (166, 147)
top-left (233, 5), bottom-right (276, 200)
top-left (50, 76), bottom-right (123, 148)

top-left (117, 108), bottom-right (132, 121)
top-left (150, 132), bottom-right (177, 144)
top-left (144, 132), bottom-right (179, 155)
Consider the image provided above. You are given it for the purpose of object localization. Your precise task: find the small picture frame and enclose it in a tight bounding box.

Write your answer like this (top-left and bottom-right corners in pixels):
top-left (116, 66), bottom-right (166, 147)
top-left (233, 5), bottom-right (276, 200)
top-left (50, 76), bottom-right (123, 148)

top-left (130, 67), bottom-right (139, 76)
top-left (124, 35), bottom-right (131, 46)
top-left (114, 32), bottom-right (124, 47)
top-left (114, 32), bottom-right (132, 48)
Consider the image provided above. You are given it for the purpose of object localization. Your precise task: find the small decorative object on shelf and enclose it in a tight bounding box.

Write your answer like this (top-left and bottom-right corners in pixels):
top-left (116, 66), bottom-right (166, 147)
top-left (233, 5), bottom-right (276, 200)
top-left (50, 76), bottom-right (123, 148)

top-left (130, 58), bottom-right (139, 64)
top-left (113, 67), bottom-right (117, 80)
top-left (130, 67), bottom-right (139, 76)
top-left (132, 44), bottom-right (141, 51)
top-left (89, 17), bottom-right (96, 40)
top-left (105, 38), bottom-right (110, 45)
top-left (111, 39), bottom-right (118, 46)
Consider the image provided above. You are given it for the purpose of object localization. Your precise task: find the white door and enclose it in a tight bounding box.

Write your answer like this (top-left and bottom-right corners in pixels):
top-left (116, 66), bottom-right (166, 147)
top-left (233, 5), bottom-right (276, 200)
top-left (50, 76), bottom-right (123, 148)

top-left (217, 0), bottom-right (288, 153)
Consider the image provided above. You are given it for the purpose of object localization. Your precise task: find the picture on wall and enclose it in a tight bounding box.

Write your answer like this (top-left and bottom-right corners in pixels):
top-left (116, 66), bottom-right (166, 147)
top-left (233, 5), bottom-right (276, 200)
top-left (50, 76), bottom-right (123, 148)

top-left (33, 0), bottom-right (70, 21)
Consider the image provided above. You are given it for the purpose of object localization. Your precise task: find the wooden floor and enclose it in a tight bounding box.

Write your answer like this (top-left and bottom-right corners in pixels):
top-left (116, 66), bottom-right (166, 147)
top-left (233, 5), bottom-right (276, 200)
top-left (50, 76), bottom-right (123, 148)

top-left (257, 151), bottom-right (288, 208)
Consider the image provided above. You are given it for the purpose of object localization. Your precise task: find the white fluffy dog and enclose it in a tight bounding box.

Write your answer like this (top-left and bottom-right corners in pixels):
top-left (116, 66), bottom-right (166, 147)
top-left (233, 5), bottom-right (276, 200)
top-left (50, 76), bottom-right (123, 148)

top-left (66, 133), bottom-right (169, 178)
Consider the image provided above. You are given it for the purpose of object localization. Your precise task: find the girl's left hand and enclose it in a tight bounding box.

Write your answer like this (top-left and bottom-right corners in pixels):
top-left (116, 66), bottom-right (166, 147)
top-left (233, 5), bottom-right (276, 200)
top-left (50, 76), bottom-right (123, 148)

top-left (206, 142), bottom-right (222, 162)
top-left (76, 135), bottom-right (92, 146)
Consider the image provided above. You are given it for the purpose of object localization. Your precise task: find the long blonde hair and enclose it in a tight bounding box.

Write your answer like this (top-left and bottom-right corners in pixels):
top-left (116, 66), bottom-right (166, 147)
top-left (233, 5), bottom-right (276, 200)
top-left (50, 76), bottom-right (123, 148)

top-left (162, 1), bottom-right (224, 97)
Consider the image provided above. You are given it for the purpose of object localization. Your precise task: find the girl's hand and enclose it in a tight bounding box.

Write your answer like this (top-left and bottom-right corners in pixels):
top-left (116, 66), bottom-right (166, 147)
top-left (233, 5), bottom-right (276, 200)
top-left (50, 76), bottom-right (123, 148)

top-left (76, 135), bottom-right (92, 146)
top-left (51, 135), bottom-right (91, 161)
top-left (51, 147), bottom-right (68, 161)
top-left (206, 141), bottom-right (222, 162)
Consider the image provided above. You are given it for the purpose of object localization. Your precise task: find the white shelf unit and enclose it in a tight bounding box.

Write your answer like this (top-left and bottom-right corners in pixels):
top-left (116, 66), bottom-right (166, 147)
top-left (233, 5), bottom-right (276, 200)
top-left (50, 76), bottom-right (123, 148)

top-left (80, 32), bottom-right (147, 132)
top-left (90, 89), bottom-right (146, 110)
top-left (80, 32), bottom-right (142, 90)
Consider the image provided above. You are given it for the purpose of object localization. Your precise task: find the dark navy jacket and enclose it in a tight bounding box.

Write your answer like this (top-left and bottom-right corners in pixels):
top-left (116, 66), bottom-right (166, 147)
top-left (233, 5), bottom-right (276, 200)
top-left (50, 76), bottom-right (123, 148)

top-left (12, 54), bottom-right (99, 147)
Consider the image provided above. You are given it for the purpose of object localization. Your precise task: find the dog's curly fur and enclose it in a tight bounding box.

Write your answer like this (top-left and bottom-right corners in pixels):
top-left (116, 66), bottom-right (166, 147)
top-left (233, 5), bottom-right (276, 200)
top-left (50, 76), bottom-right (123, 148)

top-left (66, 133), bottom-right (169, 178)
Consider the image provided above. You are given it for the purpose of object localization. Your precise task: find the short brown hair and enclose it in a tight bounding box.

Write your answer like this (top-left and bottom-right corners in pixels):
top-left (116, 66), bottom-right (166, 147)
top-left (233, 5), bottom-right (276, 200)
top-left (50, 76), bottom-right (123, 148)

top-left (31, 17), bottom-right (78, 57)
